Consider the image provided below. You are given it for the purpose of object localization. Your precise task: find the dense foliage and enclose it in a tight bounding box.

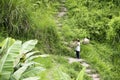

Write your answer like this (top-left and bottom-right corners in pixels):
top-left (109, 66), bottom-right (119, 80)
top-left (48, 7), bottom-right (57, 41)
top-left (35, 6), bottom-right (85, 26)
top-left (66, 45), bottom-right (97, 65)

top-left (0, 0), bottom-right (62, 54)
top-left (0, 0), bottom-right (120, 80)
top-left (63, 0), bottom-right (120, 80)
top-left (65, 0), bottom-right (120, 43)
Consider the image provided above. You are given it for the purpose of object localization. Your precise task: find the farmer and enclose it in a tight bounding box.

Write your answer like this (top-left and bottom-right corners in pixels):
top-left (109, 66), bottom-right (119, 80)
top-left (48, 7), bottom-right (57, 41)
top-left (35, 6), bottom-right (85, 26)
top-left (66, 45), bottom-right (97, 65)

top-left (75, 39), bottom-right (80, 59)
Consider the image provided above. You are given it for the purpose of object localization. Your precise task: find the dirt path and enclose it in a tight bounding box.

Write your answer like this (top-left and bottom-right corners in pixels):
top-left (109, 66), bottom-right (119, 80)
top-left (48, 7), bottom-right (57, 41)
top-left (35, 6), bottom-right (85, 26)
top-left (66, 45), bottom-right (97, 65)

top-left (68, 58), bottom-right (100, 80)
top-left (39, 54), bottom-right (100, 80)
top-left (55, 0), bottom-right (67, 28)
top-left (56, 0), bottom-right (100, 80)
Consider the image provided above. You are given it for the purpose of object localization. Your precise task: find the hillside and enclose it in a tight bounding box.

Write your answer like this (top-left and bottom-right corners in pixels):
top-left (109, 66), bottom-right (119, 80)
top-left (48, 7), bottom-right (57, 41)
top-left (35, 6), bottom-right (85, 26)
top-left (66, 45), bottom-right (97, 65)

top-left (0, 0), bottom-right (120, 80)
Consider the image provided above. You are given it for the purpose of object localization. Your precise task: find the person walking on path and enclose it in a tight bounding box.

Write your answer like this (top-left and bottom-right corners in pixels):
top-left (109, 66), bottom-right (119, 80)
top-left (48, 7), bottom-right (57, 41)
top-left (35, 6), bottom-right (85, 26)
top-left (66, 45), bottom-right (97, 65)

top-left (75, 39), bottom-right (80, 59)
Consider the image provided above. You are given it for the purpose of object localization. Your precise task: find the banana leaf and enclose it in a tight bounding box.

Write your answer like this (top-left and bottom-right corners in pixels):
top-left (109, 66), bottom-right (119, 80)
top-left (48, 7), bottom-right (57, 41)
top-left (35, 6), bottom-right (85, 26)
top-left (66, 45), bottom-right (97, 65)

top-left (20, 40), bottom-right (38, 54)
top-left (0, 39), bottom-right (22, 80)
top-left (14, 40), bottom-right (38, 67)
top-left (23, 77), bottom-right (40, 80)
top-left (0, 38), bottom-right (15, 55)
top-left (21, 66), bottom-right (45, 78)
top-left (12, 62), bottom-right (35, 80)
top-left (25, 51), bottom-right (40, 59)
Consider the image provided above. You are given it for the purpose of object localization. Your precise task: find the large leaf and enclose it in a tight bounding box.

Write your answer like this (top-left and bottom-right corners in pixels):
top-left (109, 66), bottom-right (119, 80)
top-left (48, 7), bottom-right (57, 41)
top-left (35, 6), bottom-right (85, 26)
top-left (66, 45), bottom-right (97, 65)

top-left (12, 62), bottom-right (35, 80)
top-left (22, 66), bottom-right (45, 78)
top-left (20, 40), bottom-right (38, 54)
top-left (23, 77), bottom-right (40, 80)
top-left (25, 54), bottom-right (49, 62)
top-left (0, 40), bottom-right (21, 72)
top-left (0, 38), bottom-right (15, 54)
top-left (25, 51), bottom-right (40, 59)
top-left (76, 67), bottom-right (86, 80)
top-left (0, 38), bottom-right (42, 80)
top-left (0, 40), bottom-right (22, 80)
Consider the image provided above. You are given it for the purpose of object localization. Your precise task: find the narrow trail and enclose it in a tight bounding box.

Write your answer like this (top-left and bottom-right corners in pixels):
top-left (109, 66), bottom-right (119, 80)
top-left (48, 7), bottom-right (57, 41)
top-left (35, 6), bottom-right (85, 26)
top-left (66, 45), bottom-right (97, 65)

top-left (68, 58), bottom-right (100, 80)
top-left (55, 0), bottom-right (101, 80)
top-left (55, 0), bottom-right (67, 28)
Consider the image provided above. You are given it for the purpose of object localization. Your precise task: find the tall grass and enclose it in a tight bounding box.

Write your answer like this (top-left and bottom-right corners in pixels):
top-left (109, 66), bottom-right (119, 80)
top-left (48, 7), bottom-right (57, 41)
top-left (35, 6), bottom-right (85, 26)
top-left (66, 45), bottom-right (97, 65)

top-left (0, 0), bottom-right (64, 54)
top-left (81, 42), bottom-right (119, 80)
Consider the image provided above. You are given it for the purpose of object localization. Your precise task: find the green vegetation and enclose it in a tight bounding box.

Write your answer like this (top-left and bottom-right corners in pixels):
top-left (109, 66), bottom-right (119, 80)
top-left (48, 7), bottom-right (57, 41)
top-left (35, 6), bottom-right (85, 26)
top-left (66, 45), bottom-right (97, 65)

top-left (0, 38), bottom-right (44, 80)
top-left (0, 38), bottom-right (90, 80)
top-left (0, 0), bottom-right (120, 80)
top-left (33, 55), bottom-right (90, 80)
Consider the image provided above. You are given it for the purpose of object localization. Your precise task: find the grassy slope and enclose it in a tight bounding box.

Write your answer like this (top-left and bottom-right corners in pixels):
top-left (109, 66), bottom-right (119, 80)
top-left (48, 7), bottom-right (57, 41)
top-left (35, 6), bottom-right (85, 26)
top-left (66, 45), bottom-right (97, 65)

top-left (33, 55), bottom-right (91, 80)
top-left (0, 0), bottom-right (120, 80)
top-left (81, 42), bottom-right (119, 80)
top-left (63, 0), bottom-right (120, 79)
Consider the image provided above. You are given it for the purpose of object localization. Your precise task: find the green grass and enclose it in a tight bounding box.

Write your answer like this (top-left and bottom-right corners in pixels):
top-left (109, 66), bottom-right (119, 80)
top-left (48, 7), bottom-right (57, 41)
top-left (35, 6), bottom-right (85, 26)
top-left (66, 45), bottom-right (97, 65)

top-left (33, 56), bottom-right (53, 69)
top-left (33, 55), bottom-right (91, 80)
top-left (81, 42), bottom-right (119, 80)
top-left (0, 0), bottom-right (120, 80)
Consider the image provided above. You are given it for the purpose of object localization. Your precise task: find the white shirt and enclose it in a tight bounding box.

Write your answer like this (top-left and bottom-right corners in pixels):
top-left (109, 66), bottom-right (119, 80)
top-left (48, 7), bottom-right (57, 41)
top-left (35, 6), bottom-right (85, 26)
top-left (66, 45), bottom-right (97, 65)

top-left (75, 42), bottom-right (80, 51)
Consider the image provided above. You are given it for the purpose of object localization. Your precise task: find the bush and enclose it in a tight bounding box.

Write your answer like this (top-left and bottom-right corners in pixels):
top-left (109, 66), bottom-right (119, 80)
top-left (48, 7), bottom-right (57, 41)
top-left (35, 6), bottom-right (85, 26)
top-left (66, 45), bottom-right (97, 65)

top-left (107, 17), bottom-right (120, 44)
